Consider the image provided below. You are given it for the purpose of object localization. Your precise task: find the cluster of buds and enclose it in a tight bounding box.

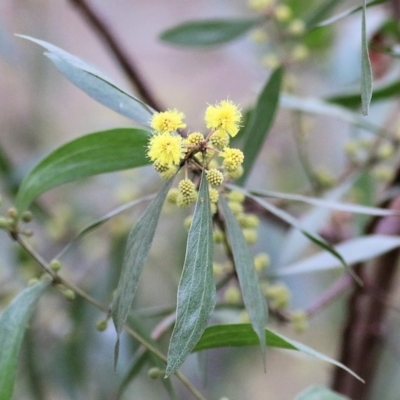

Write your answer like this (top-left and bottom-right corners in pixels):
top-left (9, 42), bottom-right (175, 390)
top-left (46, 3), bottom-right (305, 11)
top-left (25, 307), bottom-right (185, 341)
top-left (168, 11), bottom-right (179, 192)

top-left (247, 0), bottom-right (309, 69)
top-left (148, 100), bottom-right (245, 210)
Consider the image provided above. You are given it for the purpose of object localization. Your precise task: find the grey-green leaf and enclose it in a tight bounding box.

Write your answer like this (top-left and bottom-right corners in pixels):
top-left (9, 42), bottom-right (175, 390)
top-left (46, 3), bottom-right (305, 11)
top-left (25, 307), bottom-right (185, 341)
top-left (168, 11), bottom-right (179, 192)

top-left (159, 18), bottom-right (262, 47)
top-left (238, 67), bottom-right (283, 184)
top-left (305, 0), bottom-right (343, 29)
top-left (220, 198), bottom-right (267, 363)
top-left (193, 324), bottom-right (363, 382)
top-left (278, 235), bottom-right (400, 276)
top-left (361, 0), bottom-right (373, 115)
top-left (0, 280), bottom-right (50, 400)
top-left (15, 128), bottom-right (150, 214)
top-left (294, 385), bottom-right (350, 400)
top-left (17, 35), bottom-right (154, 125)
top-left (111, 176), bottom-right (174, 341)
top-left (166, 171), bottom-right (215, 377)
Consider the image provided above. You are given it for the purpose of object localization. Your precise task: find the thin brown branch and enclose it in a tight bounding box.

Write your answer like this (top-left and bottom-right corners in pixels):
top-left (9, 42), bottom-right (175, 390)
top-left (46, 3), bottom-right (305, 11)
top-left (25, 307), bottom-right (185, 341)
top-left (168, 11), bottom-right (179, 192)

top-left (68, 0), bottom-right (162, 111)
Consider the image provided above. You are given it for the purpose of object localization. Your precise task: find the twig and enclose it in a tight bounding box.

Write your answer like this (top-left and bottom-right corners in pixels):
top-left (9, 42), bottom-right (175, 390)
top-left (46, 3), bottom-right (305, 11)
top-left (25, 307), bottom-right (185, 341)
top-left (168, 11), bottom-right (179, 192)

top-left (68, 0), bottom-right (162, 111)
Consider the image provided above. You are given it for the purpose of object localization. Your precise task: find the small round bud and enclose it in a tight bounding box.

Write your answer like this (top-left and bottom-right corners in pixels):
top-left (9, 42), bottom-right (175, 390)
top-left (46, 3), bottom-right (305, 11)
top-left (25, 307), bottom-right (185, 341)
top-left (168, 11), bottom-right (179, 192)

top-left (314, 169), bottom-right (336, 188)
top-left (291, 310), bottom-right (308, 333)
top-left (184, 215), bottom-right (193, 231)
top-left (291, 44), bottom-right (309, 61)
top-left (178, 179), bottom-right (196, 197)
top-left (209, 188), bottom-right (219, 204)
top-left (237, 213), bottom-right (259, 228)
top-left (265, 283), bottom-right (290, 309)
top-left (274, 4), bottom-right (292, 21)
top-left (243, 228), bottom-right (258, 245)
top-left (261, 54), bottom-right (280, 69)
top-left (63, 289), bottom-right (76, 301)
top-left (213, 229), bottom-right (224, 244)
top-left (28, 278), bottom-right (39, 286)
top-left (254, 253), bottom-right (270, 271)
top-left (96, 319), bottom-right (108, 332)
top-left (287, 19), bottom-right (305, 35)
top-left (226, 165), bottom-right (244, 180)
top-left (167, 188), bottom-right (180, 204)
top-left (210, 130), bottom-right (230, 150)
top-left (21, 211), bottom-right (33, 223)
top-left (206, 169), bottom-right (224, 186)
top-left (0, 217), bottom-right (14, 229)
top-left (224, 286), bottom-right (242, 304)
top-left (213, 262), bottom-right (224, 277)
top-left (227, 190), bottom-right (245, 204)
top-left (372, 165), bottom-right (394, 182)
top-left (210, 203), bottom-right (217, 215)
top-left (377, 142), bottom-right (395, 160)
top-left (7, 207), bottom-right (18, 219)
top-left (50, 259), bottom-right (62, 272)
top-left (148, 367), bottom-right (162, 379)
top-left (176, 192), bottom-right (197, 208)
top-left (187, 132), bottom-right (204, 146)
top-left (153, 161), bottom-right (169, 173)
top-left (228, 201), bottom-right (243, 215)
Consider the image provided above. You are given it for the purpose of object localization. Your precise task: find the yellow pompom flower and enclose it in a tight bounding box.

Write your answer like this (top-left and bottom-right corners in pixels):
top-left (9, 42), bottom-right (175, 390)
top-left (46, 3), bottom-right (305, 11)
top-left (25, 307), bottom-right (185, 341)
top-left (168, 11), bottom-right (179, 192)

top-left (147, 134), bottom-right (184, 167)
top-left (205, 100), bottom-right (242, 137)
top-left (150, 109), bottom-right (186, 133)
top-left (220, 148), bottom-right (244, 171)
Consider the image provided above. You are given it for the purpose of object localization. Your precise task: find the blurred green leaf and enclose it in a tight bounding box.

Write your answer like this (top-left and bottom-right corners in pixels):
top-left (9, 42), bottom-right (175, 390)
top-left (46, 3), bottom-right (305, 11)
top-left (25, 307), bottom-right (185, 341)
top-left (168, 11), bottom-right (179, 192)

top-left (237, 185), bottom-right (399, 216)
top-left (220, 198), bottom-right (267, 364)
top-left (0, 280), bottom-right (50, 400)
top-left (278, 235), bottom-right (400, 275)
top-left (159, 18), bottom-right (262, 47)
top-left (17, 35), bottom-right (154, 125)
top-left (15, 128), bottom-right (150, 214)
top-left (238, 67), bottom-right (283, 184)
top-left (193, 324), bottom-right (363, 382)
top-left (56, 194), bottom-right (156, 259)
top-left (294, 385), bottom-right (350, 400)
top-left (305, 0), bottom-right (343, 29)
top-left (111, 177), bottom-right (175, 363)
top-left (312, 0), bottom-right (391, 29)
top-left (166, 171), bottom-right (215, 377)
top-left (327, 80), bottom-right (400, 108)
top-left (245, 191), bottom-right (361, 283)
top-left (361, 0), bottom-right (373, 115)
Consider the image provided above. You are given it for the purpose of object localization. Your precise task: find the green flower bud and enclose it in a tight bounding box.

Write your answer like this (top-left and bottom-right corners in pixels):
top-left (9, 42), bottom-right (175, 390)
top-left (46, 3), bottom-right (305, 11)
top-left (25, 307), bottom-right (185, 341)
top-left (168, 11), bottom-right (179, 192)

top-left (63, 289), bottom-right (76, 301)
top-left (224, 286), bottom-right (241, 304)
top-left (254, 253), bottom-right (270, 271)
top-left (206, 168), bottom-right (224, 186)
top-left (50, 259), bottom-right (62, 272)
top-left (243, 228), bottom-right (258, 245)
top-left (21, 211), bottom-right (33, 223)
top-left (96, 319), bottom-right (108, 332)
top-left (166, 188), bottom-right (180, 204)
top-left (148, 367), bottom-right (162, 379)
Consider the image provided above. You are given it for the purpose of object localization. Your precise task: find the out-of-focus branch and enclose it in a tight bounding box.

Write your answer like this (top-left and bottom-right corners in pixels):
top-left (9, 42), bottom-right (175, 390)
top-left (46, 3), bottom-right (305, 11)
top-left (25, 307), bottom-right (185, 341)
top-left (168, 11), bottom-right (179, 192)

top-left (332, 177), bottom-right (400, 398)
top-left (68, 0), bottom-right (163, 111)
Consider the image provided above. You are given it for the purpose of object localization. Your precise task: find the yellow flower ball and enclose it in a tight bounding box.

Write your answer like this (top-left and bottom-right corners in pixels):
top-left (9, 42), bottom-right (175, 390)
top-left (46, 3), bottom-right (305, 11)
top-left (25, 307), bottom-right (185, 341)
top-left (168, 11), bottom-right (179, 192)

top-left (148, 134), bottom-right (184, 167)
top-left (205, 100), bottom-right (242, 137)
top-left (220, 148), bottom-right (244, 171)
top-left (207, 168), bottom-right (224, 186)
top-left (150, 109), bottom-right (186, 133)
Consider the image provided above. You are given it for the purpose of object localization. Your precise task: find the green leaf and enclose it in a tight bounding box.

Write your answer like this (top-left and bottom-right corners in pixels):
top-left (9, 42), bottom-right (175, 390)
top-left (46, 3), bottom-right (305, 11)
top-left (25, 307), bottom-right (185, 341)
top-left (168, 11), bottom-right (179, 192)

top-left (361, 0), bottom-right (373, 115)
top-left (244, 192), bottom-right (361, 284)
top-left (111, 177), bottom-right (175, 359)
top-left (278, 235), bottom-right (400, 276)
top-left (0, 280), bottom-right (50, 400)
top-left (15, 128), bottom-right (150, 214)
top-left (238, 67), bottom-right (283, 184)
top-left (220, 198), bottom-right (267, 364)
top-left (56, 194), bottom-right (156, 259)
top-left (193, 324), bottom-right (363, 382)
top-left (17, 35), bottom-right (154, 125)
top-left (234, 185), bottom-right (399, 217)
top-left (305, 0), bottom-right (343, 29)
top-left (166, 171), bottom-right (215, 377)
top-left (294, 385), bottom-right (350, 400)
top-left (327, 80), bottom-right (400, 108)
top-left (159, 18), bottom-right (262, 47)
top-left (311, 0), bottom-right (391, 29)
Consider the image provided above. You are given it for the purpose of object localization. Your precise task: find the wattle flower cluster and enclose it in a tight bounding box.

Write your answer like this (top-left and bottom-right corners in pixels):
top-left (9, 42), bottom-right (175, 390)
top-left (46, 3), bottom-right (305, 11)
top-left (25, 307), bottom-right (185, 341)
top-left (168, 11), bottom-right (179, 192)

top-left (147, 100), bottom-right (245, 207)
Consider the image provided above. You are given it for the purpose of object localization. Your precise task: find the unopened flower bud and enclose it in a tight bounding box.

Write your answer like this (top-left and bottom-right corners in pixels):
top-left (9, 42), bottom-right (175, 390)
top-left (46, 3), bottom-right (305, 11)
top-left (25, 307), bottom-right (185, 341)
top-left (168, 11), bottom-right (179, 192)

top-left (96, 319), bottom-right (108, 332)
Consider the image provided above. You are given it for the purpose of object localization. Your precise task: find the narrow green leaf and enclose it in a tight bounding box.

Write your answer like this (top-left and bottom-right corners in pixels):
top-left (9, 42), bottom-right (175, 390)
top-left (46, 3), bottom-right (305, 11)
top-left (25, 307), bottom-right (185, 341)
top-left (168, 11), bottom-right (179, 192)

top-left (327, 80), bottom-right (400, 108)
top-left (159, 18), bottom-right (262, 47)
top-left (166, 171), bottom-right (215, 377)
top-left (294, 385), bottom-right (350, 400)
top-left (361, 0), bottom-right (373, 115)
top-left (238, 67), bottom-right (283, 184)
top-left (311, 0), bottom-right (391, 29)
top-left (245, 192), bottom-right (361, 284)
top-left (17, 35), bottom-right (154, 125)
top-left (193, 324), bottom-right (363, 382)
top-left (233, 185), bottom-right (399, 217)
top-left (111, 177), bottom-right (174, 351)
top-left (220, 198), bottom-right (267, 363)
top-left (56, 194), bottom-right (156, 259)
top-left (15, 128), bottom-right (150, 214)
top-left (278, 235), bottom-right (400, 276)
top-left (0, 280), bottom-right (50, 400)
top-left (305, 0), bottom-right (343, 29)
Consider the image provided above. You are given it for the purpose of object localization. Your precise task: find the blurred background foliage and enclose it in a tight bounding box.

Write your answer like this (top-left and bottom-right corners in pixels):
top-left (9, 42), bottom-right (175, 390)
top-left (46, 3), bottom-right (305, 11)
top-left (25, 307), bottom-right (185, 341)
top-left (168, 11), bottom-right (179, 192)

top-left (1, 0), bottom-right (400, 399)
